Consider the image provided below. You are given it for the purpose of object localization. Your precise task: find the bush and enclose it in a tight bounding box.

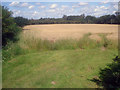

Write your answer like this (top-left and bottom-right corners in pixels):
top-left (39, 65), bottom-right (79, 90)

top-left (2, 6), bottom-right (21, 46)
top-left (14, 16), bottom-right (29, 27)
top-left (92, 56), bottom-right (120, 89)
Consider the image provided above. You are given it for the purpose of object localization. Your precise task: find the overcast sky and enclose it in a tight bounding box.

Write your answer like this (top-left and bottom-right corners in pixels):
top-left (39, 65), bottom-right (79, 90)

top-left (2, 1), bottom-right (119, 19)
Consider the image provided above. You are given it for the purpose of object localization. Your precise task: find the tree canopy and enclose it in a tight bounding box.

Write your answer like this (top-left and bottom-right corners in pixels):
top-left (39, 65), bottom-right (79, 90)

top-left (2, 6), bottom-right (21, 46)
top-left (14, 17), bottom-right (29, 27)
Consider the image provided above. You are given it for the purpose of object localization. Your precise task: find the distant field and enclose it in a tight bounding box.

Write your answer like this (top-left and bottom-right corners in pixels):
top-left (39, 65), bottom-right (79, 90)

top-left (23, 24), bottom-right (118, 41)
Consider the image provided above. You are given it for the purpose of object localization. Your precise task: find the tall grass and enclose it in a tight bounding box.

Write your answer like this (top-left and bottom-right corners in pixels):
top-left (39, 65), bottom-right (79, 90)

top-left (2, 32), bottom-right (118, 62)
top-left (99, 33), bottom-right (118, 50)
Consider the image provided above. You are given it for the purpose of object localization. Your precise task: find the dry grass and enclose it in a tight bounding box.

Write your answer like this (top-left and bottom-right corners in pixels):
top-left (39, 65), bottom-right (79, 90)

top-left (23, 24), bottom-right (118, 41)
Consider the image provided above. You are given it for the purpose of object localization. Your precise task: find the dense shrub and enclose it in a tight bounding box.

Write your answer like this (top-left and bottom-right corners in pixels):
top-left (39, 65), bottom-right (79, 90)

top-left (14, 17), bottom-right (29, 27)
top-left (2, 6), bottom-right (21, 46)
top-left (93, 56), bottom-right (120, 89)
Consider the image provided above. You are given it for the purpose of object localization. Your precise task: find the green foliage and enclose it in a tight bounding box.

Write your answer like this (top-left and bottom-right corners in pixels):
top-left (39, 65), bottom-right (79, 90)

top-left (92, 56), bottom-right (120, 89)
top-left (28, 14), bottom-right (120, 25)
top-left (116, 15), bottom-right (120, 24)
top-left (2, 43), bottom-right (26, 61)
top-left (2, 6), bottom-right (22, 46)
top-left (99, 56), bottom-right (120, 89)
top-left (85, 16), bottom-right (97, 24)
top-left (96, 15), bottom-right (117, 24)
top-left (14, 17), bottom-right (29, 27)
top-left (66, 14), bottom-right (85, 23)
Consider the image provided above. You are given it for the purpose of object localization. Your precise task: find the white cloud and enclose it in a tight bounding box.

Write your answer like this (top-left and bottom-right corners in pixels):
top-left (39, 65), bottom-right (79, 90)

top-left (112, 11), bottom-right (116, 14)
top-left (101, 1), bottom-right (109, 4)
top-left (61, 5), bottom-right (68, 8)
top-left (94, 10), bottom-right (109, 16)
top-left (77, 6), bottom-right (95, 15)
top-left (72, 2), bottom-right (88, 8)
top-left (10, 2), bottom-right (117, 18)
top-left (45, 7), bottom-right (75, 18)
top-left (36, 3), bottom-right (41, 5)
top-left (32, 11), bottom-right (39, 16)
top-left (94, 8), bottom-right (98, 12)
top-left (47, 9), bottom-right (56, 13)
top-left (93, 5), bottom-right (113, 16)
top-left (34, 11), bottom-right (38, 14)
top-left (114, 5), bottom-right (118, 10)
top-left (31, 11), bottom-right (47, 19)
top-left (14, 10), bottom-right (21, 15)
top-left (39, 5), bottom-right (46, 9)
top-left (72, 5), bottom-right (79, 8)
top-left (100, 6), bottom-right (108, 9)
top-left (28, 5), bottom-right (34, 9)
top-left (100, 6), bottom-right (105, 8)
top-left (9, 2), bottom-right (33, 9)
top-left (79, 2), bottom-right (88, 6)
top-left (50, 4), bottom-right (57, 8)
top-left (94, 5), bottom-right (108, 12)
top-left (21, 3), bottom-right (29, 7)
top-left (101, 0), bottom-right (119, 4)
top-left (9, 2), bottom-right (20, 6)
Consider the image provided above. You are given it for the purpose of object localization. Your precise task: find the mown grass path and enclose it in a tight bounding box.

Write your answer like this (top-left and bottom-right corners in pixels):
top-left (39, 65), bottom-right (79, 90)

top-left (3, 49), bottom-right (117, 88)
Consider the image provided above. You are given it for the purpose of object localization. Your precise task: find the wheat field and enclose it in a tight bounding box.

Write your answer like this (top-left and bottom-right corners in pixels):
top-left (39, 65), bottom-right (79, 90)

top-left (23, 24), bottom-right (118, 41)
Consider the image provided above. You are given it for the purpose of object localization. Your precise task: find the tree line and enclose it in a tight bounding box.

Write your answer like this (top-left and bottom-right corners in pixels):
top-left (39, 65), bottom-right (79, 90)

top-left (14, 14), bottom-right (120, 27)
